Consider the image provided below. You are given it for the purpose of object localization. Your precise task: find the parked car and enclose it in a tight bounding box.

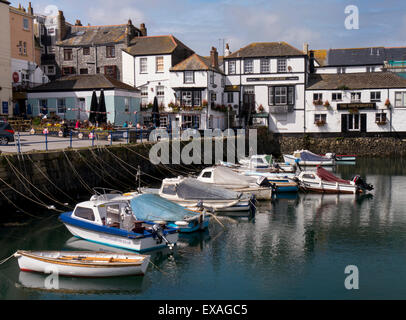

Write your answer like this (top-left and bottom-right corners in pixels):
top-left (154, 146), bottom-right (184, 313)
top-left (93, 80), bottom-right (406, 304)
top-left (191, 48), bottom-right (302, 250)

top-left (0, 121), bottom-right (15, 145)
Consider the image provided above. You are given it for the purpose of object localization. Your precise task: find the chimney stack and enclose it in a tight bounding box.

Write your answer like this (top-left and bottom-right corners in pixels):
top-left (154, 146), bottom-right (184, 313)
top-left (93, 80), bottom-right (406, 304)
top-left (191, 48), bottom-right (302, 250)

top-left (309, 50), bottom-right (315, 74)
top-left (57, 10), bottom-right (68, 42)
top-left (224, 43), bottom-right (231, 57)
top-left (140, 23), bottom-right (147, 36)
top-left (210, 47), bottom-right (219, 69)
top-left (303, 43), bottom-right (309, 55)
top-left (75, 20), bottom-right (82, 26)
top-left (28, 2), bottom-right (33, 15)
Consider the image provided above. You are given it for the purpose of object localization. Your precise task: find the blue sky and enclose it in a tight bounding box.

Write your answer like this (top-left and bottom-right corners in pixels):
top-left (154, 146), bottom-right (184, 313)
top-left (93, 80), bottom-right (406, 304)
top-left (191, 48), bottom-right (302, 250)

top-left (11, 0), bottom-right (406, 55)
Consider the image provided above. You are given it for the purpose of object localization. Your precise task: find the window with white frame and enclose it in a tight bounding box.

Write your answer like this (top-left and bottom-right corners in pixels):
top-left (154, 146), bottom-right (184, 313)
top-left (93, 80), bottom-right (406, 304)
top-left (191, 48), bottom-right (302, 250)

top-left (124, 97), bottom-right (130, 112)
top-left (275, 87), bottom-right (287, 104)
top-left (313, 93), bottom-right (323, 102)
top-left (314, 114), bottom-right (327, 124)
top-left (260, 59), bottom-right (270, 73)
top-left (193, 91), bottom-right (201, 106)
top-left (244, 86), bottom-right (255, 94)
top-left (227, 92), bottom-right (234, 104)
top-left (156, 56), bottom-right (164, 73)
top-left (182, 91), bottom-right (193, 106)
top-left (277, 59), bottom-right (287, 73)
top-left (156, 86), bottom-right (165, 106)
top-left (370, 91), bottom-right (381, 102)
top-left (228, 61), bottom-right (236, 75)
top-left (332, 92), bottom-right (342, 101)
top-left (57, 98), bottom-right (66, 114)
top-left (210, 71), bottom-right (215, 85)
top-left (140, 58), bottom-right (147, 74)
top-left (347, 113), bottom-right (360, 131)
top-left (269, 86), bottom-right (295, 105)
top-left (23, 18), bottom-right (29, 30)
top-left (211, 92), bottom-right (217, 102)
top-left (244, 59), bottom-right (254, 74)
top-left (184, 71), bottom-right (194, 84)
top-left (395, 92), bottom-right (406, 107)
top-left (375, 112), bottom-right (387, 123)
top-left (141, 86), bottom-right (148, 107)
top-left (337, 67), bottom-right (346, 74)
top-left (351, 92), bottom-right (361, 102)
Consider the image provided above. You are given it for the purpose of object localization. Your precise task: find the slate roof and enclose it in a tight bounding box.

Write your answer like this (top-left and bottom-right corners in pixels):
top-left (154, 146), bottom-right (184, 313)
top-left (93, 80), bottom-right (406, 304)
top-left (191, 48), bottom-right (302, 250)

top-left (225, 42), bottom-right (305, 59)
top-left (170, 54), bottom-right (224, 74)
top-left (28, 74), bottom-right (139, 92)
top-left (123, 35), bottom-right (193, 56)
top-left (320, 47), bottom-right (406, 67)
top-left (307, 72), bottom-right (406, 90)
top-left (56, 24), bottom-right (134, 46)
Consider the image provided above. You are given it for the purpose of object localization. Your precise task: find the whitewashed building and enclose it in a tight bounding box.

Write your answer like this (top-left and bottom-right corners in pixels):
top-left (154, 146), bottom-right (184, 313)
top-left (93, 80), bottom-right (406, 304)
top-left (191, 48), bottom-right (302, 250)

top-left (169, 47), bottom-right (230, 129)
top-left (122, 35), bottom-right (194, 127)
top-left (223, 42), bottom-right (307, 132)
top-left (305, 72), bottom-right (406, 134)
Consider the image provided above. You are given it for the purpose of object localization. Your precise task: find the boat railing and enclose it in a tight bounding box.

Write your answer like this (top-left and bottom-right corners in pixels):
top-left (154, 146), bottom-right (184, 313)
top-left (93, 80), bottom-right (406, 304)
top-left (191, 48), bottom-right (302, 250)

top-left (91, 187), bottom-right (123, 201)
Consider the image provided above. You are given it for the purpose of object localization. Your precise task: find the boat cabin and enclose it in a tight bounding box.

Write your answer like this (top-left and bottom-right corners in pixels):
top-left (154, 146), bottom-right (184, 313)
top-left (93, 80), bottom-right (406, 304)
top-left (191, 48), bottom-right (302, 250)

top-left (71, 197), bottom-right (139, 232)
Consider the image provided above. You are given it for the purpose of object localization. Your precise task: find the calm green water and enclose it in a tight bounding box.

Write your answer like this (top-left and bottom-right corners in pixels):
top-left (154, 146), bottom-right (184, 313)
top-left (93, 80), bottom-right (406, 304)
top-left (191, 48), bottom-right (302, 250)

top-left (1, 158), bottom-right (406, 300)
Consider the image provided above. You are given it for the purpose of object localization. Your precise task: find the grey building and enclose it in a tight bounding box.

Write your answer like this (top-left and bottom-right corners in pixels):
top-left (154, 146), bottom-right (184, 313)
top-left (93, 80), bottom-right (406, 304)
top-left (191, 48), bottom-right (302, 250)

top-left (53, 11), bottom-right (146, 81)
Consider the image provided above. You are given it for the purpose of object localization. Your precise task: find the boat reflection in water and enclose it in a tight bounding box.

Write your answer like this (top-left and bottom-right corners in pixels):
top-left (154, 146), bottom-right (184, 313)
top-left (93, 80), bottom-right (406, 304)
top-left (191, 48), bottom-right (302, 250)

top-left (16, 271), bottom-right (147, 295)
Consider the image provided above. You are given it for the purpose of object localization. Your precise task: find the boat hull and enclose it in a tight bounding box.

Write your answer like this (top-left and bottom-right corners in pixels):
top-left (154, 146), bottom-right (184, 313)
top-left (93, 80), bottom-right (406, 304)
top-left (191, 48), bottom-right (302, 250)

top-left (299, 181), bottom-right (358, 194)
top-left (63, 222), bottom-right (178, 252)
top-left (283, 155), bottom-right (335, 166)
top-left (15, 251), bottom-right (150, 277)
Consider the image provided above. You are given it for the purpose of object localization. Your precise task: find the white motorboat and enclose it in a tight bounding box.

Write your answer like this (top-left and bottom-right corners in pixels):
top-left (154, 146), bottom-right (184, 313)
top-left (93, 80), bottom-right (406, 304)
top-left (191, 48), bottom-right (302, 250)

top-left (196, 166), bottom-right (273, 200)
top-left (296, 167), bottom-right (374, 194)
top-left (284, 150), bottom-right (335, 166)
top-left (59, 192), bottom-right (179, 252)
top-left (238, 154), bottom-right (296, 172)
top-left (142, 177), bottom-right (256, 216)
top-left (14, 250), bottom-right (150, 277)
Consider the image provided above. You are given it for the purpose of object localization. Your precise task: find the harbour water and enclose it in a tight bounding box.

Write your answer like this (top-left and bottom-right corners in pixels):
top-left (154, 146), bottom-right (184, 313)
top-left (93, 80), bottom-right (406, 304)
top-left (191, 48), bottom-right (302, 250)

top-left (1, 158), bottom-right (406, 300)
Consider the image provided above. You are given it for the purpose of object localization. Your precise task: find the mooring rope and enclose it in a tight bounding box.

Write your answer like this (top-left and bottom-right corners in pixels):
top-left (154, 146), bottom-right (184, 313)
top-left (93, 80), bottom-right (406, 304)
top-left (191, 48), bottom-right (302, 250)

top-left (89, 148), bottom-right (133, 189)
top-left (0, 252), bottom-right (16, 266)
top-left (62, 150), bottom-right (94, 194)
top-left (4, 156), bottom-right (72, 210)
top-left (26, 154), bottom-right (75, 202)
top-left (0, 190), bottom-right (44, 219)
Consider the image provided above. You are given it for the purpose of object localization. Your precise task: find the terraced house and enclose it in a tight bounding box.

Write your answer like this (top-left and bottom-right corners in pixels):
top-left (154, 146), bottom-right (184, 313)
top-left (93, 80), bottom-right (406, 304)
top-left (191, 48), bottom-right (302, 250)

top-left (54, 12), bottom-right (146, 81)
top-left (223, 42), bottom-right (307, 132)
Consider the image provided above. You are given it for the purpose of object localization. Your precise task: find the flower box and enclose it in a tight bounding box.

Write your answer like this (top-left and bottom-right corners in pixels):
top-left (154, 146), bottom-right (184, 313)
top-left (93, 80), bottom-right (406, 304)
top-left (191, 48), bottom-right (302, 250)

top-left (315, 120), bottom-right (326, 126)
top-left (376, 121), bottom-right (387, 125)
top-left (323, 101), bottom-right (330, 107)
top-left (313, 99), bottom-right (323, 106)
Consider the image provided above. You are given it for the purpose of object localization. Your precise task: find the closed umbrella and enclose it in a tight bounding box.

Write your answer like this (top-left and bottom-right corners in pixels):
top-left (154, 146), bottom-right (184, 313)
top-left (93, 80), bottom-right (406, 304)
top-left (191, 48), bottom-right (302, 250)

top-left (97, 89), bottom-right (107, 124)
top-left (152, 96), bottom-right (160, 128)
top-left (89, 91), bottom-right (98, 124)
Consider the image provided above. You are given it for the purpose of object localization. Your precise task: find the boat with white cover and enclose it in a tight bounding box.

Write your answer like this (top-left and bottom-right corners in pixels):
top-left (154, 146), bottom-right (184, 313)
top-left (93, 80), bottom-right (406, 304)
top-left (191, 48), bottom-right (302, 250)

top-left (296, 167), bottom-right (374, 194)
top-left (142, 177), bottom-right (256, 216)
top-left (196, 166), bottom-right (273, 200)
top-left (59, 192), bottom-right (179, 252)
top-left (14, 250), bottom-right (150, 277)
top-left (284, 150), bottom-right (335, 166)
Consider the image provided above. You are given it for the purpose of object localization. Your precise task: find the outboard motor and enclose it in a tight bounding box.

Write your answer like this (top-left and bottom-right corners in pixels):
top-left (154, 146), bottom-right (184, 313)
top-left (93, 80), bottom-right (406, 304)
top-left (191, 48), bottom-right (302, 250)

top-left (352, 175), bottom-right (374, 192)
top-left (151, 224), bottom-right (174, 250)
top-left (249, 195), bottom-right (257, 218)
top-left (257, 176), bottom-right (271, 187)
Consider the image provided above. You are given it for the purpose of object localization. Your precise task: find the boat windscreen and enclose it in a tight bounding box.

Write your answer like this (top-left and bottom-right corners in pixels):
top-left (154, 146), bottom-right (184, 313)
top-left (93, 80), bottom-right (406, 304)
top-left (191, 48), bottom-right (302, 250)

top-left (176, 178), bottom-right (242, 200)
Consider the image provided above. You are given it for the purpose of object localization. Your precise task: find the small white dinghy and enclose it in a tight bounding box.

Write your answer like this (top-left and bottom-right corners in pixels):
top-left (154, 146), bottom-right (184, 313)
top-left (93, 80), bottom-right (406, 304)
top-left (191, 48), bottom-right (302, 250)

top-left (14, 250), bottom-right (150, 277)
